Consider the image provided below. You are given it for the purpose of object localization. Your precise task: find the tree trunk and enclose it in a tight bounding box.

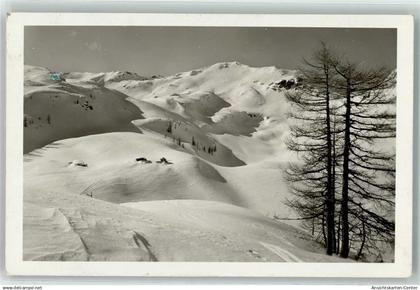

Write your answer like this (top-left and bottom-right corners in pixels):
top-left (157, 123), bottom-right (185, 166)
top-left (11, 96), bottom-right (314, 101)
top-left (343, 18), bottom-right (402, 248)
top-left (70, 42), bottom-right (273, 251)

top-left (325, 68), bottom-right (335, 256)
top-left (336, 213), bottom-right (341, 255)
top-left (340, 79), bottom-right (351, 258)
top-left (322, 205), bottom-right (327, 247)
top-left (356, 219), bottom-right (366, 260)
top-left (332, 118), bottom-right (337, 254)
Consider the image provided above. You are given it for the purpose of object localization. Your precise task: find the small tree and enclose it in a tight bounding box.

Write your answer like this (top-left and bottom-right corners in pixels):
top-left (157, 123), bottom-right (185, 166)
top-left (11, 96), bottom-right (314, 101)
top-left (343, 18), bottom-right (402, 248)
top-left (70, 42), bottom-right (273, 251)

top-left (167, 121), bottom-right (172, 134)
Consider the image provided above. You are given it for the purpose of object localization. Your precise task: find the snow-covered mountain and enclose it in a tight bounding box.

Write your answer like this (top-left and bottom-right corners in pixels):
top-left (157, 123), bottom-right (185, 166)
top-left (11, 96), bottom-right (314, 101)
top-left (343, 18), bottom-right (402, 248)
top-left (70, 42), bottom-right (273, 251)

top-left (24, 66), bottom-right (145, 153)
top-left (23, 62), bottom-right (346, 262)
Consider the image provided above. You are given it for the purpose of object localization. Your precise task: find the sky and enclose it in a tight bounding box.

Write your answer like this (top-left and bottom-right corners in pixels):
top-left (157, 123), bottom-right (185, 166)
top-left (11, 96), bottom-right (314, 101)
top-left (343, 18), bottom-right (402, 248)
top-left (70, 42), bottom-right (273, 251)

top-left (25, 26), bottom-right (396, 76)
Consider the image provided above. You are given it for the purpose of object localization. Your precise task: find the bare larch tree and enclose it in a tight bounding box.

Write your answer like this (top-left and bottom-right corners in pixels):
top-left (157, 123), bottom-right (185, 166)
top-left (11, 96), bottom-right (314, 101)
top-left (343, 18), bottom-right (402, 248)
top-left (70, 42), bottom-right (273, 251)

top-left (331, 60), bottom-right (396, 258)
top-left (285, 43), bottom-right (396, 260)
top-left (285, 44), bottom-right (339, 255)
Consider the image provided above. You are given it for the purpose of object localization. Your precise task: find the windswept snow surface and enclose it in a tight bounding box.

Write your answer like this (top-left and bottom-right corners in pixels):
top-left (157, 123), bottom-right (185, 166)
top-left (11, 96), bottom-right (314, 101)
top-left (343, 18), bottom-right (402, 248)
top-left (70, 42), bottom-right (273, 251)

top-left (24, 190), bottom-right (344, 262)
top-left (23, 63), bottom-right (346, 262)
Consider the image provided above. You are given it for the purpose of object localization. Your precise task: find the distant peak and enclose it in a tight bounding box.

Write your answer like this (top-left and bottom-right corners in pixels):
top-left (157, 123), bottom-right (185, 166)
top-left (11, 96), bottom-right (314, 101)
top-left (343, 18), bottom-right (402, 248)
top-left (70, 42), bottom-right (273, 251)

top-left (24, 65), bottom-right (51, 72)
top-left (209, 61), bottom-right (248, 69)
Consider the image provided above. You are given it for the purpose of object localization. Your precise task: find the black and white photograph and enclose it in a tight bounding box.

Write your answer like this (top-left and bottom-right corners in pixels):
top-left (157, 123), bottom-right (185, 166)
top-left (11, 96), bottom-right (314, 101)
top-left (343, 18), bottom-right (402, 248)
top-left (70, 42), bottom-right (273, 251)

top-left (5, 13), bottom-right (413, 277)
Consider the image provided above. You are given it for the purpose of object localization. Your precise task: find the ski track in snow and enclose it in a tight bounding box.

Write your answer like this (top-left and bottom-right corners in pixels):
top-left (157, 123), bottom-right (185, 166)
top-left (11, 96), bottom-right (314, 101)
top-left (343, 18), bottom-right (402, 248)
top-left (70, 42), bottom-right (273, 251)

top-left (132, 231), bottom-right (158, 262)
top-left (259, 241), bottom-right (303, 262)
top-left (57, 208), bottom-right (92, 260)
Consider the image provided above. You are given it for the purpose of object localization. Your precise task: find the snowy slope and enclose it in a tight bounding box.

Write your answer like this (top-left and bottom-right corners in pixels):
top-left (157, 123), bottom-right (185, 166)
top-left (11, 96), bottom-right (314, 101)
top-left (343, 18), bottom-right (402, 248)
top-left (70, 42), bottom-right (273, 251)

top-left (24, 190), bottom-right (345, 262)
top-left (108, 61), bottom-right (296, 141)
top-left (108, 62), bottom-right (298, 165)
top-left (25, 132), bottom-right (289, 215)
top-left (24, 65), bottom-right (144, 153)
top-left (23, 132), bottom-right (342, 262)
top-left (23, 131), bottom-right (302, 261)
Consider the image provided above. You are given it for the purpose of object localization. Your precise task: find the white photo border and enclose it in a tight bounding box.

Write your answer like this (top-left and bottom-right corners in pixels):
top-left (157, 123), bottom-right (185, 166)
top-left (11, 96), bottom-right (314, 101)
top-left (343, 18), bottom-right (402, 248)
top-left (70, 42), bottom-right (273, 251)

top-left (5, 13), bottom-right (414, 277)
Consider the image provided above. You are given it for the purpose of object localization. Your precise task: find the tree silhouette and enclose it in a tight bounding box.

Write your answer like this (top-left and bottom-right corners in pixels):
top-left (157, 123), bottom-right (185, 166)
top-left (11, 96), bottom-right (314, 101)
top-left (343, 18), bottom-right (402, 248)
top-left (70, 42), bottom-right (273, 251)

top-left (285, 43), bottom-right (339, 255)
top-left (285, 43), bottom-right (396, 259)
top-left (331, 59), bottom-right (396, 258)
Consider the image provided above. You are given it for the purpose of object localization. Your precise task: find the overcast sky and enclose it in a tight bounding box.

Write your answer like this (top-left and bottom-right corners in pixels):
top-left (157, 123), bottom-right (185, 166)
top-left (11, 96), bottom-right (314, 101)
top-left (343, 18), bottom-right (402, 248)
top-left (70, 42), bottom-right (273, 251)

top-left (25, 26), bottom-right (396, 76)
